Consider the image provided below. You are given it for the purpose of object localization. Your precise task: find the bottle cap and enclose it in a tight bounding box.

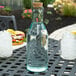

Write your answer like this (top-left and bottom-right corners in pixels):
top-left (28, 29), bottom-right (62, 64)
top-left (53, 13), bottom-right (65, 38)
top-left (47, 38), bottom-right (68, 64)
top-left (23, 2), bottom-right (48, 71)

top-left (33, 2), bottom-right (43, 7)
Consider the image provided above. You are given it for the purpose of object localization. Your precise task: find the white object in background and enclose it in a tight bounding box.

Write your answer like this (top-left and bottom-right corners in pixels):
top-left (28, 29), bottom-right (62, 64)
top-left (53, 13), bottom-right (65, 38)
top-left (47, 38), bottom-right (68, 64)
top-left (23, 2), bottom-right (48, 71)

top-left (47, 4), bottom-right (53, 8)
top-left (60, 31), bottom-right (76, 60)
top-left (49, 24), bottom-right (76, 40)
top-left (0, 31), bottom-right (13, 57)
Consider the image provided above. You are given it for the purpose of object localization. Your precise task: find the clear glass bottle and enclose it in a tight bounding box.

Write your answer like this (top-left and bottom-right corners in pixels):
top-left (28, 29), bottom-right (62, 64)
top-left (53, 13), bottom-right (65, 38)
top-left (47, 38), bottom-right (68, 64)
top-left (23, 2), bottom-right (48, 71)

top-left (26, 2), bottom-right (48, 72)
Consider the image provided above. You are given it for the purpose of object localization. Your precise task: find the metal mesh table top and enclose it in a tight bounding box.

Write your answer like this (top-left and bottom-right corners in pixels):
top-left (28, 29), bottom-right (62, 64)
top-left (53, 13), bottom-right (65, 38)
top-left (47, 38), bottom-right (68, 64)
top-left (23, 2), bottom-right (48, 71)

top-left (0, 39), bottom-right (76, 76)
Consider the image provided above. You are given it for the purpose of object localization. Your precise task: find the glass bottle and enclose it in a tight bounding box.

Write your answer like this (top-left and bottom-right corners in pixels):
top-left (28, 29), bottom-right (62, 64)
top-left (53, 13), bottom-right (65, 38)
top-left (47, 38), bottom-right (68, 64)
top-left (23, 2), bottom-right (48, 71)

top-left (26, 2), bottom-right (48, 72)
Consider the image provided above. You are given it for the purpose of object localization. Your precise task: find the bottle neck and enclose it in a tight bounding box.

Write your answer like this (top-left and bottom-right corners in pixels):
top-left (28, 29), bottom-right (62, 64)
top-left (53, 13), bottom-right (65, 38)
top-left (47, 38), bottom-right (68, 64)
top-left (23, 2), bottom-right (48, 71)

top-left (32, 7), bottom-right (43, 23)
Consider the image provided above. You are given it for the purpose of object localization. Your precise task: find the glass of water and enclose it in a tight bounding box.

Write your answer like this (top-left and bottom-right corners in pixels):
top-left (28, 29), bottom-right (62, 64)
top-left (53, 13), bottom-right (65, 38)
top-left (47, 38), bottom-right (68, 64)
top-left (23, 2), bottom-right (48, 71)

top-left (60, 30), bottom-right (76, 60)
top-left (0, 31), bottom-right (13, 58)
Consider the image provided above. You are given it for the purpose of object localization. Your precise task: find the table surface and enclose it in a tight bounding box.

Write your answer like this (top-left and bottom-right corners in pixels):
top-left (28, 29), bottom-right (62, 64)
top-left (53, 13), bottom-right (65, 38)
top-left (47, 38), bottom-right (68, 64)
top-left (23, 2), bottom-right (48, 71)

top-left (0, 39), bottom-right (76, 76)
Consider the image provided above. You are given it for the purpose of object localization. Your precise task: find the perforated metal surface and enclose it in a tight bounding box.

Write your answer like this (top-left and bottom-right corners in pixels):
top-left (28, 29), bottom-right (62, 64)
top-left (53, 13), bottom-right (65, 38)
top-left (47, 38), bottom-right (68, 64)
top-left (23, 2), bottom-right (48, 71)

top-left (0, 39), bottom-right (76, 76)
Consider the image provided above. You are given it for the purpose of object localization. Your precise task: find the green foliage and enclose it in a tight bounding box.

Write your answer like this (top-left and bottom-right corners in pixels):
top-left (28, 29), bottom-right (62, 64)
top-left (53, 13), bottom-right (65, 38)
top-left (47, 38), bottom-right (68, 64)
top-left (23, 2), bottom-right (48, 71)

top-left (47, 11), bottom-right (52, 15)
top-left (0, 6), bottom-right (12, 15)
top-left (22, 9), bottom-right (32, 19)
top-left (62, 4), bottom-right (76, 16)
top-left (23, 0), bottom-right (32, 9)
top-left (40, 0), bottom-right (50, 7)
top-left (34, 0), bottom-right (40, 2)
top-left (44, 19), bottom-right (49, 25)
top-left (3, 6), bottom-right (11, 12)
top-left (56, 17), bottom-right (62, 21)
top-left (50, 0), bottom-right (55, 4)
top-left (53, 0), bottom-right (76, 17)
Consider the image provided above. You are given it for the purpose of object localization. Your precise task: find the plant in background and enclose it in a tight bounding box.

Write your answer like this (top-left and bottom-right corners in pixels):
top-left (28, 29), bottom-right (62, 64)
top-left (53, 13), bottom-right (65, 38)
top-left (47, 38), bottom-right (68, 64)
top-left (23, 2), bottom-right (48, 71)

top-left (47, 11), bottom-right (53, 15)
top-left (22, 0), bottom-right (32, 18)
top-left (22, 9), bottom-right (32, 18)
top-left (23, 0), bottom-right (32, 9)
top-left (53, 0), bottom-right (76, 17)
top-left (0, 6), bottom-right (12, 15)
top-left (56, 17), bottom-right (62, 21)
top-left (0, 6), bottom-right (4, 8)
top-left (40, 0), bottom-right (50, 7)
top-left (3, 6), bottom-right (11, 12)
top-left (62, 3), bottom-right (76, 16)
top-left (44, 19), bottom-right (49, 25)
top-left (50, 0), bottom-right (55, 4)
top-left (33, 0), bottom-right (40, 2)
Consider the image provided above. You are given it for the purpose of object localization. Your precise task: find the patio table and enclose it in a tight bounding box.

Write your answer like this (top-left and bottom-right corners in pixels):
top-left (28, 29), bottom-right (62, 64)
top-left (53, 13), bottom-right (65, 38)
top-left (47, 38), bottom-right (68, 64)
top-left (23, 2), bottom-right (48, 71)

top-left (0, 38), bottom-right (76, 76)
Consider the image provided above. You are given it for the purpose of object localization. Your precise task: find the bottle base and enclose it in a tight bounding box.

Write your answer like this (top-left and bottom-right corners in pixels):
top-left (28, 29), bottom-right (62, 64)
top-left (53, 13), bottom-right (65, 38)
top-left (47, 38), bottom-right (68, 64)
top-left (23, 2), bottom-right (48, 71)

top-left (27, 65), bottom-right (48, 72)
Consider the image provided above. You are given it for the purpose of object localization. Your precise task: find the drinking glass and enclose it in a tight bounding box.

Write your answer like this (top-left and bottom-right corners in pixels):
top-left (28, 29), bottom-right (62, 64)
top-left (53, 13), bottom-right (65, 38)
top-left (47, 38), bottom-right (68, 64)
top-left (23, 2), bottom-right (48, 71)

top-left (0, 31), bottom-right (13, 57)
top-left (60, 30), bottom-right (76, 60)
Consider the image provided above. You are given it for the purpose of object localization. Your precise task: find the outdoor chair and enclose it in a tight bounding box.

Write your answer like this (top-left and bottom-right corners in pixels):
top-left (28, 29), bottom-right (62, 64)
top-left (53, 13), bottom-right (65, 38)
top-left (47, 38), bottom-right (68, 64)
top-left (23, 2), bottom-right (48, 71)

top-left (0, 15), bottom-right (17, 31)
